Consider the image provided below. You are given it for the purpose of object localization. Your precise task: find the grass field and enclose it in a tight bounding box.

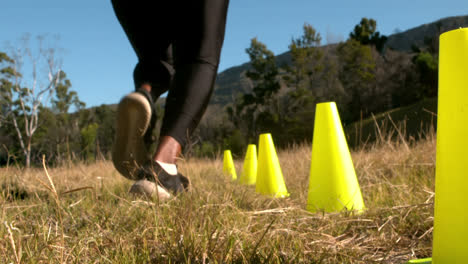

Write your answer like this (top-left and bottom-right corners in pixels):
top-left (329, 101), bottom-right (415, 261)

top-left (1, 131), bottom-right (435, 263)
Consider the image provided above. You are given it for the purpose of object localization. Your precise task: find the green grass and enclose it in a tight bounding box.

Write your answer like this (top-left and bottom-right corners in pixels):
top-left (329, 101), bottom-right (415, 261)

top-left (0, 133), bottom-right (435, 263)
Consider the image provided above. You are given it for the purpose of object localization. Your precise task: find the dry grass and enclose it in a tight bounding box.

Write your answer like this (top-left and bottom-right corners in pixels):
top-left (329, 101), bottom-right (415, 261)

top-left (0, 133), bottom-right (435, 263)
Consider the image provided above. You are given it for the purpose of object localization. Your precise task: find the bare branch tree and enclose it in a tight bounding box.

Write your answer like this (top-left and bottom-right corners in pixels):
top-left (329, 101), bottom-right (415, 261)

top-left (0, 35), bottom-right (62, 167)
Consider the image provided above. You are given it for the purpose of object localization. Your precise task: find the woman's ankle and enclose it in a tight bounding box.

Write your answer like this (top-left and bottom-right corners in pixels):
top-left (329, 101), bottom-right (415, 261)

top-left (154, 136), bottom-right (181, 164)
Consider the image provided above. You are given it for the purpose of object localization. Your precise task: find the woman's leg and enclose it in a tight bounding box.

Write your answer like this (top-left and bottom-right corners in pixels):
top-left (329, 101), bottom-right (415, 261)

top-left (111, 0), bottom-right (176, 180)
top-left (155, 0), bottom-right (230, 164)
top-left (110, 0), bottom-right (174, 99)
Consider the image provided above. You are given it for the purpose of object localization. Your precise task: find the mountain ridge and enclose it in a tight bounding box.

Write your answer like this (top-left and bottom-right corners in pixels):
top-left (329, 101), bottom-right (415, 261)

top-left (210, 15), bottom-right (468, 106)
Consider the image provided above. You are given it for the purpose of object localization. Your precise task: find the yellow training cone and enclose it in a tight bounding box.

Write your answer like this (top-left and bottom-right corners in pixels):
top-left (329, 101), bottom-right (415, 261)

top-left (307, 102), bottom-right (365, 213)
top-left (431, 28), bottom-right (468, 263)
top-left (256, 133), bottom-right (289, 197)
top-left (223, 150), bottom-right (237, 180)
top-left (407, 27), bottom-right (468, 264)
top-left (240, 144), bottom-right (257, 185)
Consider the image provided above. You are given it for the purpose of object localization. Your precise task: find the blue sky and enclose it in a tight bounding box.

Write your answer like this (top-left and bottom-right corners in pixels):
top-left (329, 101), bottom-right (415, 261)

top-left (1, 0), bottom-right (467, 108)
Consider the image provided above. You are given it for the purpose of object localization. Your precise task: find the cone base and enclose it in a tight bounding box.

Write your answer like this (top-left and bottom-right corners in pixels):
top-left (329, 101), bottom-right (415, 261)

top-left (406, 258), bottom-right (432, 264)
top-left (257, 190), bottom-right (289, 198)
top-left (306, 205), bottom-right (365, 215)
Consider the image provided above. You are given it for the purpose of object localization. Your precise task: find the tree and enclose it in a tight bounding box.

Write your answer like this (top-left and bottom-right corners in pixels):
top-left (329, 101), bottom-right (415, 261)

top-left (386, 50), bottom-right (420, 108)
top-left (244, 37), bottom-right (281, 106)
top-left (80, 123), bottom-right (98, 162)
top-left (0, 35), bottom-right (64, 167)
top-left (280, 23), bottom-right (323, 141)
top-left (0, 52), bottom-right (15, 128)
top-left (52, 71), bottom-right (85, 113)
top-left (49, 71), bottom-right (85, 163)
top-left (337, 39), bottom-right (376, 122)
top-left (227, 37), bottom-right (281, 141)
top-left (350, 18), bottom-right (388, 53)
top-left (94, 104), bottom-right (116, 159)
top-left (408, 31), bottom-right (440, 101)
top-left (283, 23), bottom-right (323, 92)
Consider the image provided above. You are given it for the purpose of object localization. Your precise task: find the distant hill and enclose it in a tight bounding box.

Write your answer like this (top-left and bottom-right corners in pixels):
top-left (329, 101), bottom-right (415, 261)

top-left (211, 15), bottom-right (468, 106)
top-left (385, 15), bottom-right (468, 52)
top-left (211, 51), bottom-right (291, 105)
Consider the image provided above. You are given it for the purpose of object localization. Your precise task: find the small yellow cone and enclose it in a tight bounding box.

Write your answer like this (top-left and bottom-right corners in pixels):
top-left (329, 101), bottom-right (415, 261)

top-left (256, 133), bottom-right (289, 197)
top-left (223, 150), bottom-right (237, 180)
top-left (240, 144), bottom-right (257, 185)
top-left (307, 102), bottom-right (365, 213)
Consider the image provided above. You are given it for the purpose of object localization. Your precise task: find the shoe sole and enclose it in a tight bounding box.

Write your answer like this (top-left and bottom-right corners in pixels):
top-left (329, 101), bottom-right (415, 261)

top-left (112, 93), bottom-right (152, 179)
top-left (129, 179), bottom-right (171, 201)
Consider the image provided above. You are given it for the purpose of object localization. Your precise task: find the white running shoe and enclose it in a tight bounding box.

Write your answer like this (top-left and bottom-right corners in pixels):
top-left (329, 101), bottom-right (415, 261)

top-left (129, 179), bottom-right (171, 201)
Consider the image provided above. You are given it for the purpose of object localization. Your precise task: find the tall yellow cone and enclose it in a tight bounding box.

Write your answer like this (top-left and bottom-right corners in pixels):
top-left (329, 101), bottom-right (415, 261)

top-left (431, 28), bottom-right (468, 263)
top-left (307, 102), bottom-right (365, 213)
top-left (406, 27), bottom-right (468, 264)
top-left (256, 133), bottom-right (289, 197)
top-left (223, 150), bottom-right (237, 180)
top-left (240, 144), bottom-right (257, 185)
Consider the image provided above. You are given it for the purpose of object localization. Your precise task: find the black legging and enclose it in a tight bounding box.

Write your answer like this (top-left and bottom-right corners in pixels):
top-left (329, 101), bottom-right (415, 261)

top-left (111, 0), bottom-right (229, 148)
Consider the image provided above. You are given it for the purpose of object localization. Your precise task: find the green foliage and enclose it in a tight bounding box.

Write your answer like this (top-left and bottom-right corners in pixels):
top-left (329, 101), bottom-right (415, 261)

top-left (80, 123), bottom-right (99, 162)
top-left (193, 141), bottom-right (217, 158)
top-left (245, 37), bottom-right (281, 105)
top-left (52, 71), bottom-right (85, 114)
top-left (279, 23), bottom-right (324, 143)
top-left (223, 129), bottom-right (246, 157)
top-left (414, 52), bottom-right (437, 72)
top-left (413, 51), bottom-right (438, 98)
top-left (350, 18), bottom-right (388, 53)
top-left (33, 106), bottom-right (59, 161)
top-left (0, 53), bottom-right (15, 120)
top-left (338, 39), bottom-right (376, 122)
top-left (283, 24), bottom-right (321, 99)
top-left (284, 23), bottom-right (323, 90)
top-left (226, 38), bottom-right (282, 142)
top-left (94, 105), bottom-right (116, 157)
top-left (392, 40), bottom-right (438, 107)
